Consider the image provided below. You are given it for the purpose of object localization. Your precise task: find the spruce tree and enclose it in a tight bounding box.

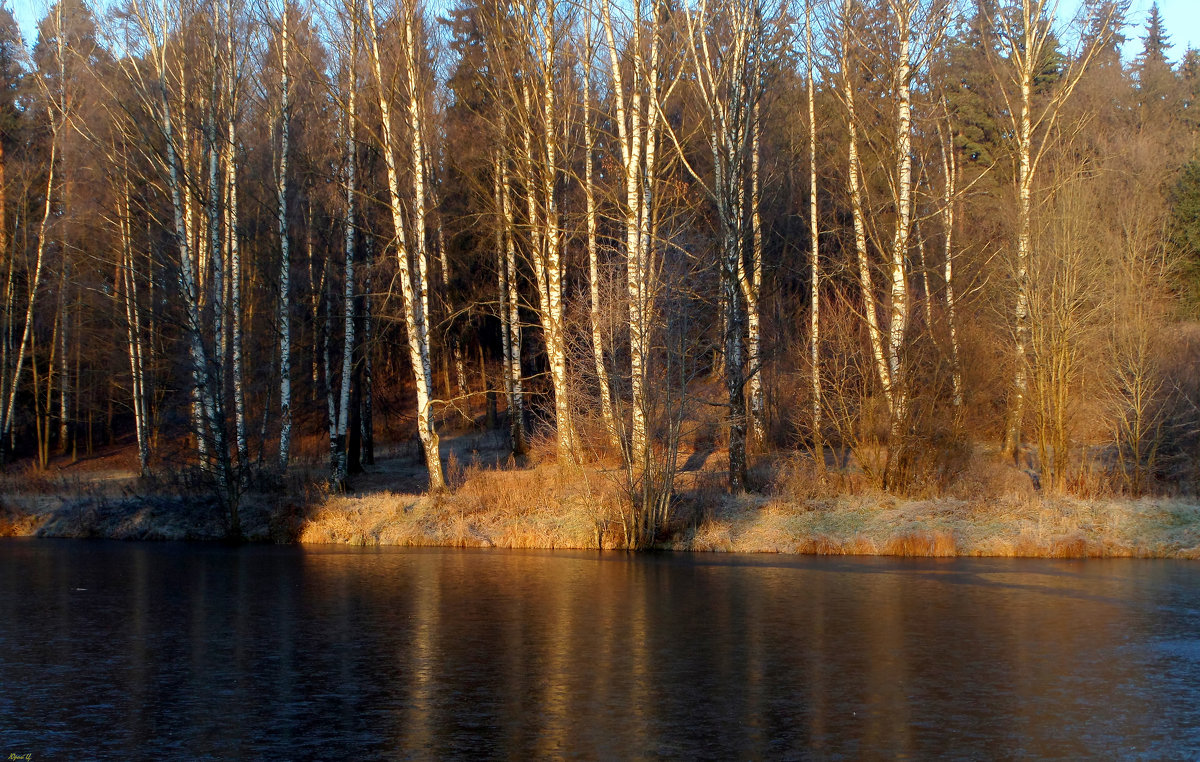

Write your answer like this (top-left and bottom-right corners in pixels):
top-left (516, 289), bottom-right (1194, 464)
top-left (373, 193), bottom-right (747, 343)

top-left (1134, 2), bottom-right (1177, 121)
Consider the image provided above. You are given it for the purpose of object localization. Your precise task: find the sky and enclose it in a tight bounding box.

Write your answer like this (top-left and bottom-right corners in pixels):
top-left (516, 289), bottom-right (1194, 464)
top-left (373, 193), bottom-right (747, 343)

top-left (4, 0), bottom-right (1200, 62)
top-left (1122, 0), bottom-right (1200, 62)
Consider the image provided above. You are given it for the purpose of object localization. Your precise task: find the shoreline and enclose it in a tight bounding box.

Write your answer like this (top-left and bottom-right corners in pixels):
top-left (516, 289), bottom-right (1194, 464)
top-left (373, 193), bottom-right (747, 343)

top-left (4, 460), bottom-right (1200, 559)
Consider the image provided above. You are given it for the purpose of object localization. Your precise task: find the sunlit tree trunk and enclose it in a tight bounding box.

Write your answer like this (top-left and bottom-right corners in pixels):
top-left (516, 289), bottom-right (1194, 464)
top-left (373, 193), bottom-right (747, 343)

top-left (806, 1), bottom-right (823, 463)
top-left (743, 104), bottom-right (765, 448)
top-left (494, 147), bottom-right (527, 455)
top-left (601, 0), bottom-right (664, 473)
top-left (837, 0), bottom-right (892, 411)
top-left (118, 173), bottom-right (150, 476)
top-left (225, 0), bottom-right (247, 474)
top-left (936, 119), bottom-right (963, 414)
top-left (886, 1), bottom-right (913, 423)
top-left (512, 0), bottom-right (575, 462)
top-left (131, 1), bottom-right (233, 515)
top-left (276, 9), bottom-right (293, 471)
top-left (580, 26), bottom-right (619, 451)
top-left (682, 0), bottom-right (772, 492)
top-left (994, 0), bottom-right (1119, 460)
top-left (0, 13), bottom-right (63, 460)
top-left (882, 0), bottom-right (917, 488)
top-left (365, 0), bottom-right (445, 490)
top-left (332, 57), bottom-right (357, 489)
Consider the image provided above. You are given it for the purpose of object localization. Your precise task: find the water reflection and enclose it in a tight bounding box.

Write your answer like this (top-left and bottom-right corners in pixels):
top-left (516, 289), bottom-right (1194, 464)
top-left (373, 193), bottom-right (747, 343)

top-left (0, 541), bottom-right (1198, 758)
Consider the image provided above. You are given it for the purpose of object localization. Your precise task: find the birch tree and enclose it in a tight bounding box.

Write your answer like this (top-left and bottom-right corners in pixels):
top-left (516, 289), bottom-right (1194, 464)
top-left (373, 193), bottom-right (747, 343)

top-left (329, 12), bottom-right (358, 489)
top-left (992, 0), bottom-right (1120, 460)
top-left (831, 0), bottom-right (946, 487)
top-left (363, 0), bottom-right (445, 490)
top-left (680, 0), bottom-right (779, 491)
top-left (833, 0), bottom-right (892, 411)
top-left (0, 8), bottom-right (60, 461)
top-left (806, 0), bottom-right (823, 462)
top-left (579, 14), bottom-right (619, 451)
top-left (276, 3), bottom-right (293, 470)
top-left (595, 0), bottom-right (690, 540)
top-left (477, 0), bottom-right (579, 462)
top-left (116, 166), bottom-right (151, 475)
top-left (493, 144), bottom-right (527, 454)
top-left (224, 0), bottom-right (247, 473)
top-left (936, 108), bottom-right (964, 416)
top-left (118, 0), bottom-right (238, 526)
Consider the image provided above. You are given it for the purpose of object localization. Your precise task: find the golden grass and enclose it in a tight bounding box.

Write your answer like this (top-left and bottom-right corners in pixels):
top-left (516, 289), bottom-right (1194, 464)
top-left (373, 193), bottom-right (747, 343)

top-left (4, 433), bottom-right (1197, 559)
top-left (299, 462), bottom-right (624, 550)
top-left (883, 531), bottom-right (959, 557)
top-left (294, 457), bottom-right (1200, 559)
top-left (666, 492), bottom-right (1200, 558)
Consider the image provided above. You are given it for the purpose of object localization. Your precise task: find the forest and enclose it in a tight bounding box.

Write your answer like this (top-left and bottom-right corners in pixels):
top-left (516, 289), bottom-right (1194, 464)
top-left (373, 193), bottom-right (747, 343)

top-left (1, 0), bottom-right (1199, 549)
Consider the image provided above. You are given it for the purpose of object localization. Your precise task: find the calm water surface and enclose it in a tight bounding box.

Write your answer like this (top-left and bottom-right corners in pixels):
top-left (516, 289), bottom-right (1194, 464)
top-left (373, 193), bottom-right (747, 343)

top-left (1, 540), bottom-right (1199, 759)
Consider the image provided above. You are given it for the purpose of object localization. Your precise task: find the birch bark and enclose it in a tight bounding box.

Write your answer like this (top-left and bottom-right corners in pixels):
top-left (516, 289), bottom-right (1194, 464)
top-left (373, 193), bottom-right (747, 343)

top-left (744, 105), bottom-right (765, 448)
top-left (333, 56), bottom-right (357, 488)
top-left (494, 148), bottom-right (527, 454)
top-left (365, 0), bottom-right (445, 490)
top-left (992, 0), bottom-right (1119, 460)
top-left (277, 9), bottom-right (293, 470)
top-left (806, 1), bottom-right (823, 462)
top-left (838, 0), bottom-right (893, 410)
top-left (580, 23), bottom-right (619, 450)
top-left (225, 0), bottom-right (247, 472)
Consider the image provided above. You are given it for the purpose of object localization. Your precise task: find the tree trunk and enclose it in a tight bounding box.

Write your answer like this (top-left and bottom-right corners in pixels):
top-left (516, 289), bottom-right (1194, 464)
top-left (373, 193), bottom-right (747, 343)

top-left (494, 148), bottom-right (527, 455)
top-left (226, 0), bottom-right (248, 474)
top-left (744, 104), bottom-right (765, 449)
top-left (366, 0), bottom-right (445, 491)
top-left (807, 3), bottom-right (823, 463)
top-left (581, 34), bottom-right (619, 450)
top-left (840, 10), bottom-right (893, 410)
top-left (883, 5), bottom-right (914, 488)
top-left (277, 14), bottom-right (293, 472)
top-left (333, 70), bottom-right (357, 489)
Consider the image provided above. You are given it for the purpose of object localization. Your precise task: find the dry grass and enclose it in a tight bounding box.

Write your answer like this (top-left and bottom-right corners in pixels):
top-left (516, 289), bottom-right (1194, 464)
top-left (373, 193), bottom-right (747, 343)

top-left (299, 462), bottom-right (625, 550)
top-left (669, 491), bottom-right (1200, 558)
top-left (2, 428), bottom-right (1198, 559)
top-left (297, 454), bottom-right (1200, 559)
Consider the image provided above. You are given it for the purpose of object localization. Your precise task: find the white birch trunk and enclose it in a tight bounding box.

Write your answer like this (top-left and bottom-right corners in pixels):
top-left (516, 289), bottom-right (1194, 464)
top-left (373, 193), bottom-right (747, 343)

top-left (807, 2), bottom-right (822, 459)
top-left (993, 0), bottom-right (1119, 459)
top-left (938, 121), bottom-right (963, 413)
top-left (886, 3), bottom-right (914, 443)
top-left (225, 0), bottom-right (247, 472)
top-left (580, 32), bottom-right (619, 450)
top-left (119, 176), bottom-right (150, 475)
top-left (277, 11), bottom-right (293, 471)
top-left (495, 148), bottom-right (527, 454)
top-left (539, 4), bottom-right (574, 463)
top-left (0, 112), bottom-right (55, 445)
top-left (841, 23), bottom-right (892, 409)
top-left (365, 0), bottom-right (445, 490)
top-left (744, 104), bottom-right (765, 448)
top-left (57, 297), bottom-right (69, 454)
top-left (152, 38), bottom-right (226, 500)
top-left (601, 0), bottom-right (653, 467)
top-left (334, 67), bottom-right (357, 488)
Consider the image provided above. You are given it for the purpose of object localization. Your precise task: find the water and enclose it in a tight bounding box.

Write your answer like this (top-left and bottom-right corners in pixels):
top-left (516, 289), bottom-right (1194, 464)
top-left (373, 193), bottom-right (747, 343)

top-left (1, 541), bottom-right (1199, 759)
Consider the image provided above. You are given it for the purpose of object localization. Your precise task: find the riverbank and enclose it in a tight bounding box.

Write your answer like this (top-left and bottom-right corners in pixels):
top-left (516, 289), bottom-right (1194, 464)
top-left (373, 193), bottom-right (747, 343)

top-left (4, 441), bottom-right (1200, 557)
top-left (296, 467), bottom-right (1200, 558)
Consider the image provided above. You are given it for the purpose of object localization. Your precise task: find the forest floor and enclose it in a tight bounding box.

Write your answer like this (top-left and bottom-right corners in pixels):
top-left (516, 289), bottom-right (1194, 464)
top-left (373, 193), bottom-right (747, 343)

top-left (3, 425), bottom-right (1200, 558)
